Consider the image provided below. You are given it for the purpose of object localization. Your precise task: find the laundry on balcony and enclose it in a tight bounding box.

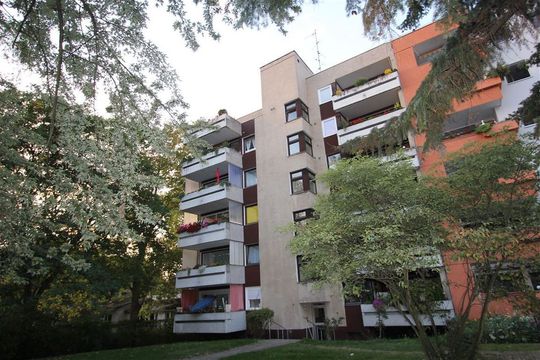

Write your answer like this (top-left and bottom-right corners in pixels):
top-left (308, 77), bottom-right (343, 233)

top-left (190, 295), bottom-right (216, 313)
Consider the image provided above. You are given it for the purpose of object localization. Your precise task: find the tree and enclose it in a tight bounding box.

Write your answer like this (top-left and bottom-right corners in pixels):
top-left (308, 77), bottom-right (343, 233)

top-left (290, 137), bottom-right (540, 360)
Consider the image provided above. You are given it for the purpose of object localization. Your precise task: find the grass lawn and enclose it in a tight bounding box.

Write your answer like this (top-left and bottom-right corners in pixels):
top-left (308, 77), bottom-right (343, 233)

top-left (224, 339), bottom-right (540, 360)
top-left (51, 339), bottom-right (256, 360)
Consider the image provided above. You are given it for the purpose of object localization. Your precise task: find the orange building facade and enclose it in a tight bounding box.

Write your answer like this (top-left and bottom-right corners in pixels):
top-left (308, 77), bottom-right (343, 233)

top-left (392, 22), bottom-right (539, 319)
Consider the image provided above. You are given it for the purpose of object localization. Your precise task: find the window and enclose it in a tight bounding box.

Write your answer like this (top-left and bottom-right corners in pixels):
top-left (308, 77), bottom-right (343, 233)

top-left (243, 135), bottom-right (255, 153)
top-left (296, 255), bottom-right (316, 283)
top-left (290, 169), bottom-right (317, 194)
top-left (287, 134), bottom-right (300, 155)
top-left (246, 245), bottom-right (260, 265)
top-left (290, 171), bottom-right (304, 194)
top-left (322, 117), bottom-right (337, 137)
top-left (318, 85), bottom-right (333, 104)
top-left (327, 153), bottom-right (341, 168)
top-left (293, 209), bottom-right (314, 222)
top-left (245, 204), bottom-right (258, 224)
top-left (201, 248), bottom-right (229, 266)
top-left (245, 286), bottom-right (261, 310)
top-left (284, 99), bottom-right (309, 123)
top-left (285, 102), bottom-right (297, 122)
top-left (244, 168), bottom-right (257, 187)
top-left (505, 61), bottom-right (530, 83)
top-left (287, 132), bottom-right (313, 156)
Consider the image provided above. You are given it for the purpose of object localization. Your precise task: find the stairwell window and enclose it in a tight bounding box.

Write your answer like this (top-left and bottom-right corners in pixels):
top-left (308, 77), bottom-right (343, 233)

top-left (318, 85), bottom-right (333, 104)
top-left (284, 99), bottom-right (309, 123)
top-left (287, 132), bottom-right (313, 156)
top-left (290, 169), bottom-right (317, 194)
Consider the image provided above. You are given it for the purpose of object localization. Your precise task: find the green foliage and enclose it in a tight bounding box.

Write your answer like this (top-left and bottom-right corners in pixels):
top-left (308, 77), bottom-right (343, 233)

top-left (246, 308), bottom-right (274, 338)
top-left (483, 316), bottom-right (540, 344)
top-left (474, 122), bottom-right (493, 134)
top-left (354, 78), bottom-right (368, 87)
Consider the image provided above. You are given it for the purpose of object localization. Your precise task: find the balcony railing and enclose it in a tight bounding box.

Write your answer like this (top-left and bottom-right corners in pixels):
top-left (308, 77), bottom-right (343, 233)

top-left (332, 71), bottom-right (401, 112)
top-left (181, 147), bottom-right (242, 182)
top-left (191, 114), bottom-right (242, 146)
top-left (173, 311), bottom-right (246, 333)
top-left (176, 264), bottom-right (245, 289)
top-left (180, 184), bottom-right (243, 215)
top-left (361, 300), bottom-right (454, 327)
top-left (179, 221), bottom-right (244, 250)
top-left (337, 107), bottom-right (406, 146)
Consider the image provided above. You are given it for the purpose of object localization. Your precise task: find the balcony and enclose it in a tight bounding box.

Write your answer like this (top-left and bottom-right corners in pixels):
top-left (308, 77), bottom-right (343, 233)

top-left (333, 71), bottom-right (401, 119)
top-left (381, 148), bottom-right (420, 169)
top-left (337, 107), bottom-right (406, 146)
top-left (173, 311), bottom-right (246, 333)
top-left (176, 264), bottom-right (245, 289)
top-left (182, 148), bottom-right (242, 182)
top-left (361, 300), bottom-right (454, 327)
top-left (192, 114), bottom-right (242, 146)
top-left (179, 221), bottom-right (244, 251)
top-left (180, 184), bottom-right (243, 215)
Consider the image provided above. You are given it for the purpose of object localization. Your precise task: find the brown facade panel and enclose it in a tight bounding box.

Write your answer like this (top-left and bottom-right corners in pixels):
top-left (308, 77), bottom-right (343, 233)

top-left (319, 101), bottom-right (335, 120)
top-left (243, 185), bottom-right (257, 204)
top-left (244, 223), bottom-right (259, 245)
top-left (344, 304), bottom-right (366, 333)
top-left (324, 135), bottom-right (339, 155)
top-left (243, 150), bottom-right (256, 169)
top-left (242, 119), bottom-right (255, 136)
top-left (244, 265), bottom-right (260, 286)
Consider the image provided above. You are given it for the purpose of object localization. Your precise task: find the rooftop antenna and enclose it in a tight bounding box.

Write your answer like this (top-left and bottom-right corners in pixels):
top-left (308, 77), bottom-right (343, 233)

top-left (312, 29), bottom-right (322, 71)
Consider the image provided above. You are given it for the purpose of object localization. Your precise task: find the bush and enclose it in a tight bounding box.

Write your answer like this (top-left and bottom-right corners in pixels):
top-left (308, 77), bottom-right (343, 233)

top-left (483, 315), bottom-right (540, 343)
top-left (246, 308), bottom-right (274, 338)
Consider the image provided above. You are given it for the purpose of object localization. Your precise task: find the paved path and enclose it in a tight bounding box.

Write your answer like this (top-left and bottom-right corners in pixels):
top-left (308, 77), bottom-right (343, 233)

top-left (185, 339), bottom-right (300, 360)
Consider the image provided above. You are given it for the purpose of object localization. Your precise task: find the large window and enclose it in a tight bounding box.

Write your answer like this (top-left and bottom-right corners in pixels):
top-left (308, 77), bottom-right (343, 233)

top-left (284, 99), bottom-right (309, 123)
top-left (505, 61), bottom-right (530, 83)
top-left (201, 248), bottom-right (229, 267)
top-left (245, 286), bottom-right (261, 310)
top-left (245, 204), bottom-right (259, 224)
top-left (287, 132), bottom-right (313, 156)
top-left (290, 169), bottom-right (317, 194)
top-left (322, 117), bottom-right (337, 137)
top-left (244, 168), bottom-right (257, 187)
top-left (243, 135), bottom-right (255, 153)
top-left (296, 255), bottom-right (317, 283)
top-left (246, 245), bottom-right (260, 265)
top-left (318, 85), bottom-right (333, 104)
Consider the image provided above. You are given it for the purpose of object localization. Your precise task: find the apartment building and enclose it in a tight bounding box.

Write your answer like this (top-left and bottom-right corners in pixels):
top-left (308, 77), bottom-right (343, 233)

top-left (173, 22), bottom-right (540, 338)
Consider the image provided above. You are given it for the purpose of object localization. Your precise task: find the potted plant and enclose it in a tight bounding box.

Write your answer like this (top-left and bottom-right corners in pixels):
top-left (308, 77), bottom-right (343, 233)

top-left (335, 88), bottom-right (342, 96)
top-left (384, 68), bottom-right (393, 75)
top-left (475, 121), bottom-right (492, 134)
top-left (354, 78), bottom-right (368, 87)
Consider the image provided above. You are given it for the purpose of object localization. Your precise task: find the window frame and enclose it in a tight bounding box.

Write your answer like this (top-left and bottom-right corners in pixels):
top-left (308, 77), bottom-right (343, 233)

top-left (245, 244), bottom-right (260, 265)
top-left (244, 168), bottom-right (257, 188)
top-left (245, 286), bottom-right (262, 311)
top-left (287, 132), bottom-right (313, 156)
top-left (243, 135), bottom-right (256, 154)
top-left (284, 99), bottom-right (310, 124)
top-left (290, 169), bottom-right (317, 195)
top-left (293, 208), bottom-right (315, 222)
top-left (322, 117), bottom-right (337, 137)
top-left (318, 85), bottom-right (333, 104)
top-left (200, 247), bottom-right (229, 267)
top-left (327, 153), bottom-right (342, 168)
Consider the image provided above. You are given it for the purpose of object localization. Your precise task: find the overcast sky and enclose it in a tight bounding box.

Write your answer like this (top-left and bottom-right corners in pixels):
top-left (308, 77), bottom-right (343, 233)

top-left (145, 1), bottom-right (385, 122)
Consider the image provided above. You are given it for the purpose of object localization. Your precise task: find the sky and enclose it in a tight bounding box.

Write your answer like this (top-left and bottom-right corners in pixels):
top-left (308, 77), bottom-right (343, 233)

top-left (145, 1), bottom-right (384, 122)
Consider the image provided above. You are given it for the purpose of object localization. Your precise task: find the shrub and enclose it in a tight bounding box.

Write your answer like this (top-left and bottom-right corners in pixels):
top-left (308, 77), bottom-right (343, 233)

top-left (483, 315), bottom-right (540, 343)
top-left (354, 78), bottom-right (368, 87)
top-left (246, 308), bottom-right (274, 338)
